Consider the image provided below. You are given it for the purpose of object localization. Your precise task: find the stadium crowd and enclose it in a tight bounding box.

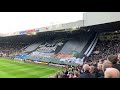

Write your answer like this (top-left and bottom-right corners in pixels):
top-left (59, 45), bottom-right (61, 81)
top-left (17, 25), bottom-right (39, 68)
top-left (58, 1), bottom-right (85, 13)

top-left (86, 40), bottom-right (120, 61)
top-left (0, 43), bottom-right (26, 57)
top-left (1, 32), bottom-right (120, 78)
top-left (49, 38), bottom-right (120, 78)
top-left (49, 54), bottom-right (120, 78)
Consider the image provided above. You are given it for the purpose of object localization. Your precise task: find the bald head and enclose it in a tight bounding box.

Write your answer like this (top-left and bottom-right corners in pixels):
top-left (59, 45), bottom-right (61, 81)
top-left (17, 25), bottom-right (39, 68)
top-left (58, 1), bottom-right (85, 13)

top-left (83, 64), bottom-right (90, 72)
top-left (102, 60), bottom-right (113, 71)
top-left (104, 68), bottom-right (120, 78)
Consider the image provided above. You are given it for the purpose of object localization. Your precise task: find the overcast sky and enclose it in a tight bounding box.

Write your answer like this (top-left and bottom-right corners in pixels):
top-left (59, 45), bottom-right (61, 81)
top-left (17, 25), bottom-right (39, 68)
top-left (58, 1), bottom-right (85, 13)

top-left (0, 12), bottom-right (85, 34)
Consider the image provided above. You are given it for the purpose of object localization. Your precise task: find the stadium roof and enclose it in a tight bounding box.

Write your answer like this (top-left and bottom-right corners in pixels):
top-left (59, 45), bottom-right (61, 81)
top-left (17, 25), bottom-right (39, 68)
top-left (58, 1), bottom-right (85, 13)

top-left (1, 12), bottom-right (120, 37)
top-left (0, 20), bottom-right (84, 37)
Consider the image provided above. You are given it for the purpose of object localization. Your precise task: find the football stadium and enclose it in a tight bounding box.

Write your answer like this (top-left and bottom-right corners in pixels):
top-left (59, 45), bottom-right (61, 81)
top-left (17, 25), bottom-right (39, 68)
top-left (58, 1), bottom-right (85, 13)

top-left (0, 12), bottom-right (120, 78)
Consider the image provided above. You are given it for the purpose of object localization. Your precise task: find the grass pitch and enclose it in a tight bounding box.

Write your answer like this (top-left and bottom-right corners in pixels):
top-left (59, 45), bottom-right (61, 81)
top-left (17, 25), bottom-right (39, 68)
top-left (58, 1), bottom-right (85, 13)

top-left (0, 58), bottom-right (65, 78)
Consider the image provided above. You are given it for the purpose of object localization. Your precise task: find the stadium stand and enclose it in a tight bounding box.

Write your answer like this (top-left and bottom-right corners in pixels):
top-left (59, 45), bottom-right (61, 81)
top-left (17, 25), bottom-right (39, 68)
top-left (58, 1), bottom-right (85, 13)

top-left (0, 43), bottom-right (26, 57)
top-left (1, 12), bottom-right (120, 78)
top-left (50, 31), bottom-right (120, 78)
top-left (85, 37), bottom-right (120, 61)
top-left (24, 43), bottom-right (41, 52)
top-left (1, 27), bottom-right (120, 78)
top-left (22, 31), bottom-right (93, 66)
top-left (59, 31), bottom-right (93, 54)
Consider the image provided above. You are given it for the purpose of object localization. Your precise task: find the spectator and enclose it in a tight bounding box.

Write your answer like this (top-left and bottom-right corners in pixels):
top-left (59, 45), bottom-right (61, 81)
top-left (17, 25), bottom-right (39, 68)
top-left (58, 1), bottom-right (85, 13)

top-left (102, 60), bottom-right (113, 72)
top-left (117, 54), bottom-right (120, 61)
top-left (107, 55), bottom-right (120, 71)
top-left (89, 66), bottom-right (94, 73)
top-left (107, 55), bottom-right (118, 64)
top-left (98, 59), bottom-right (103, 64)
top-left (80, 64), bottom-right (95, 78)
top-left (97, 63), bottom-right (104, 78)
top-left (68, 73), bottom-right (74, 78)
top-left (73, 71), bottom-right (80, 78)
top-left (104, 68), bottom-right (120, 78)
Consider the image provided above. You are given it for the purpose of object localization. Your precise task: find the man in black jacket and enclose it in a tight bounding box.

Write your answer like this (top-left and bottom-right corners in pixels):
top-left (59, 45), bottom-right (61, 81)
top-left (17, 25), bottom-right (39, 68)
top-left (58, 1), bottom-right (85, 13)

top-left (80, 64), bottom-right (95, 78)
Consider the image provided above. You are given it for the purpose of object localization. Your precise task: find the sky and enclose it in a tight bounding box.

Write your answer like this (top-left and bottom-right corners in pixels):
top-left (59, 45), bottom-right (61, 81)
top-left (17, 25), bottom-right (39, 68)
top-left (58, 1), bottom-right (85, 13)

top-left (0, 12), bottom-right (85, 34)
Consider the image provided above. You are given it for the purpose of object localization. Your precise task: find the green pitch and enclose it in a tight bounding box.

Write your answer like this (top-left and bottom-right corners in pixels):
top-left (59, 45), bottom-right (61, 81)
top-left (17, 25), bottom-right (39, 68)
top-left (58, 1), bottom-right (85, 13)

top-left (0, 58), bottom-right (65, 78)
